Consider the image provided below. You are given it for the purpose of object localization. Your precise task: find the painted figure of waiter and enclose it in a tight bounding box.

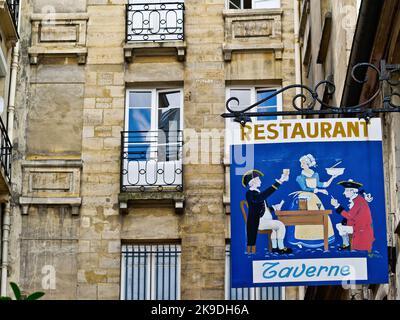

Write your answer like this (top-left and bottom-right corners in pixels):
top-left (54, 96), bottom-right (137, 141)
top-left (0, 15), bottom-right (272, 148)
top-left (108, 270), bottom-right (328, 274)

top-left (330, 179), bottom-right (375, 252)
top-left (242, 169), bottom-right (292, 255)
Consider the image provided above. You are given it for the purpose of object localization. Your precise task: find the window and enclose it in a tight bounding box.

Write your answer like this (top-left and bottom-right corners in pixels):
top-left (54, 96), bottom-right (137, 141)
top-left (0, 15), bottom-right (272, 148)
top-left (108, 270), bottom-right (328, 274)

top-left (227, 0), bottom-right (280, 9)
top-left (121, 244), bottom-right (181, 300)
top-left (125, 89), bottom-right (183, 160)
top-left (225, 245), bottom-right (283, 300)
top-left (227, 86), bottom-right (282, 121)
top-left (122, 89), bottom-right (183, 191)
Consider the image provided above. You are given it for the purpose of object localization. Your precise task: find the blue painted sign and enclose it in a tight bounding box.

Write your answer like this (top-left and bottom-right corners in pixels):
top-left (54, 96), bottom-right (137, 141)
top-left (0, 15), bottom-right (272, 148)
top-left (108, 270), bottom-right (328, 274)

top-left (229, 118), bottom-right (388, 287)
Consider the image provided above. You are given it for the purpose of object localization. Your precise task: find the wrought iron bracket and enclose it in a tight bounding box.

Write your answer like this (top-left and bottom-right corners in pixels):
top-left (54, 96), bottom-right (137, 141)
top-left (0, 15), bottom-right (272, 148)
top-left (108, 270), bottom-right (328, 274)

top-left (221, 60), bottom-right (400, 125)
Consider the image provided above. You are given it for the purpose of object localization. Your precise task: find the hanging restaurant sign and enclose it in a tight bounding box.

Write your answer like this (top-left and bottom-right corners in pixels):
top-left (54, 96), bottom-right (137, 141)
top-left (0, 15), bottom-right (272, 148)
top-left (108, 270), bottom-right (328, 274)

top-left (228, 118), bottom-right (388, 287)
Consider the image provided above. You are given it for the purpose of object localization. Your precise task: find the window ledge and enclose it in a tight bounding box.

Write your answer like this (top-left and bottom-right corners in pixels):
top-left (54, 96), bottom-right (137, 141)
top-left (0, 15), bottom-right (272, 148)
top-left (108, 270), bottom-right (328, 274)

top-left (19, 197), bottom-right (81, 215)
top-left (223, 8), bottom-right (283, 18)
top-left (223, 42), bottom-right (283, 61)
top-left (28, 47), bottom-right (88, 65)
top-left (119, 191), bottom-right (185, 215)
top-left (124, 41), bottom-right (186, 63)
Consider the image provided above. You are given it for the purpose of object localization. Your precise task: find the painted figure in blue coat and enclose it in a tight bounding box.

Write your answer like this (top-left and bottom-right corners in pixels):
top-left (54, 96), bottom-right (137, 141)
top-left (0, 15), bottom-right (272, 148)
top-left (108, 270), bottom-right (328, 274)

top-left (243, 169), bottom-right (292, 255)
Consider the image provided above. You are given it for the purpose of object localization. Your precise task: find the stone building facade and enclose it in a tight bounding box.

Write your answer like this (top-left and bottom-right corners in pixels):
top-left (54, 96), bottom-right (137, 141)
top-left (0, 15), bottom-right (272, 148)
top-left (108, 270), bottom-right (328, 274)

top-left (2, 0), bottom-right (301, 300)
top-left (0, 0), bottom-right (17, 297)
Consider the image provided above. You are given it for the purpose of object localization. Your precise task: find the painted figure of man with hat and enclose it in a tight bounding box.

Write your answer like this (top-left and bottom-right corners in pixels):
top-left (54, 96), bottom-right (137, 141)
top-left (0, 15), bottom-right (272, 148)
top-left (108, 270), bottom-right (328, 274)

top-left (242, 169), bottom-right (292, 255)
top-left (330, 179), bottom-right (375, 252)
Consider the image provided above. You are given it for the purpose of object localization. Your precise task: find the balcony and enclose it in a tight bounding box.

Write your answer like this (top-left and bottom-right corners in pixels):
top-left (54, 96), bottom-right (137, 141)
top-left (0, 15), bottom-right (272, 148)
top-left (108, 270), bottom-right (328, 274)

top-left (0, 0), bottom-right (18, 44)
top-left (119, 130), bottom-right (184, 214)
top-left (6, 0), bottom-right (18, 29)
top-left (124, 2), bottom-right (186, 62)
top-left (0, 117), bottom-right (12, 195)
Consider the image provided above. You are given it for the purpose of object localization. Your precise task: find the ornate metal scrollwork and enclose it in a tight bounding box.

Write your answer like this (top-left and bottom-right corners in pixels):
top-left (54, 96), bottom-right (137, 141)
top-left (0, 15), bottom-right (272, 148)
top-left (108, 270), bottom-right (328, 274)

top-left (126, 2), bottom-right (185, 42)
top-left (222, 60), bottom-right (400, 125)
top-left (120, 131), bottom-right (183, 193)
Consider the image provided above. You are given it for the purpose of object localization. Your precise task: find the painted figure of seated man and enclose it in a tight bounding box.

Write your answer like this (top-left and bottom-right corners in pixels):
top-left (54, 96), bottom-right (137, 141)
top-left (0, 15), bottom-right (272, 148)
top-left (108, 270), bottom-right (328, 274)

top-left (330, 179), bottom-right (375, 252)
top-left (243, 169), bottom-right (292, 255)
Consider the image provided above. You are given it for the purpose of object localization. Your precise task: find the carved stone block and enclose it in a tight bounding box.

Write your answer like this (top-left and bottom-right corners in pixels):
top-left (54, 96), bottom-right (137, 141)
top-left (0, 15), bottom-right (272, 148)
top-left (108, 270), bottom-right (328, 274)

top-left (223, 9), bottom-right (284, 61)
top-left (28, 13), bottom-right (89, 64)
top-left (233, 19), bottom-right (274, 38)
top-left (20, 160), bottom-right (83, 215)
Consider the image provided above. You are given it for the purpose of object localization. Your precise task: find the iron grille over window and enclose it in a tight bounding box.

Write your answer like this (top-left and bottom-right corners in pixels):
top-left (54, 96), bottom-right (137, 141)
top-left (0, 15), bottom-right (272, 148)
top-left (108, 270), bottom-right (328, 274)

top-left (6, 0), bottom-right (19, 29)
top-left (126, 2), bottom-right (185, 42)
top-left (121, 244), bottom-right (181, 300)
top-left (225, 246), bottom-right (283, 300)
top-left (0, 118), bottom-right (12, 183)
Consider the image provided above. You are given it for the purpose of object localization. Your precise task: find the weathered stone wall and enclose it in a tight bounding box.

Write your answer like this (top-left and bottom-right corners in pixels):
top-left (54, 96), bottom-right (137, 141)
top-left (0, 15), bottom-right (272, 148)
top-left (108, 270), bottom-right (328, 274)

top-left (20, 206), bottom-right (79, 300)
top-left (9, 0), bottom-right (297, 300)
top-left (78, 0), bottom-right (125, 300)
top-left (27, 63), bottom-right (84, 157)
top-left (302, 0), bottom-right (358, 105)
top-left (8, 0), bottom-right (87, 299)
top-left (182, 0), bottom-right (226, 299)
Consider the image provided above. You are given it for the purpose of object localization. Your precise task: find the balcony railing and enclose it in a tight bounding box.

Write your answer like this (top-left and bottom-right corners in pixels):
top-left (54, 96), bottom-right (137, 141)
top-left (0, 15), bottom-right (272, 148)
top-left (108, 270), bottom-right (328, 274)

top-left (121, 131), bottom-right (183, 192)
top-left (6, 0), bottom-right (19, 29)
top-left (0, 117), bottom-right (12, 184)
top-left (126, 2), bottom-right (185, 42)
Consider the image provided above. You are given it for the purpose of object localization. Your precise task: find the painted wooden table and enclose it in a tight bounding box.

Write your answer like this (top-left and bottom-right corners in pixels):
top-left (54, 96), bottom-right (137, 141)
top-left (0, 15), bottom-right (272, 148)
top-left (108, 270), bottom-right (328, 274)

top-left (275, 210), bottom-right (332, 251)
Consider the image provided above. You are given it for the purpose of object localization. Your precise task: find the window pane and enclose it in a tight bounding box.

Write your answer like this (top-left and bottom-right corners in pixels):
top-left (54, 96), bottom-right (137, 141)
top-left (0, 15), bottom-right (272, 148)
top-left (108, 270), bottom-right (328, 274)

top-left (257, 107), bottom-right (277, 121)
top-left (159, 91), bottom-right (181, 109)
top-left (159, 108), bottom-right (180, 132)
top-left (229, 89), bottom-right (251, 112)
top-left (128, 109), bottom-right (152, 160)
top-left (256, 89), bottom-right (278, 121)
top-left (129, 108), bottom-right (151, 132)
top-left (127, 143), bottom-right (150, 161)
top-left (253, 0), bottom-right (280, 9)
top-left (129, 91), bottom-right (152, 109)
top-left (257, 89), bottom-right (277, 107)
top-left (229, 0), bottom-right (241, 9)
top-left (243, 0), bottom-right (252, 9)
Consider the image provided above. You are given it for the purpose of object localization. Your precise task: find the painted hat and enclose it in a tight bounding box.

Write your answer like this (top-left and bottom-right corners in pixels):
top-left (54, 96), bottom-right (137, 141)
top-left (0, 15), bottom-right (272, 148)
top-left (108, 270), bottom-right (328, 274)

top-left (337, 179), bottom-right (363, 189)
top-left (242, 169), bottom-right (264, 187)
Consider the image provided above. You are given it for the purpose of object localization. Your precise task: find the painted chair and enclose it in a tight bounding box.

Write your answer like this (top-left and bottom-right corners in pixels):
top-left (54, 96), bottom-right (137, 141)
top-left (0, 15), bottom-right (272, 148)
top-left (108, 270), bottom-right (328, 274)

top-left (240, 200), bottom-right (272, 252)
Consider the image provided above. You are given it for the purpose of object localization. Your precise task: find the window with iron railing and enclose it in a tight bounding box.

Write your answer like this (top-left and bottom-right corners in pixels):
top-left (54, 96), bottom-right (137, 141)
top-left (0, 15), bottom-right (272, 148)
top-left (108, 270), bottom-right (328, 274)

top-left (121, 244), bottom-right (181, 300)
top-left (226, 0), bottom-right (280, 9)
top-left (225, 245), bottom-right (283, 300)
top-left (121, 89), bottom-right (183, 192)
top-left (126, 0), bottom-right (185, 42)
